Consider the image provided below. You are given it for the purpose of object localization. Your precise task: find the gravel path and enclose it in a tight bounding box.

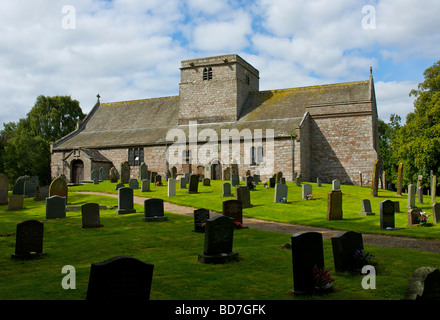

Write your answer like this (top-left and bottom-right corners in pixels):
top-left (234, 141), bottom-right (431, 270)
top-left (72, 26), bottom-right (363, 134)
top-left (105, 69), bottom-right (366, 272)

top-left (76, 191), bottom-right (440, 254)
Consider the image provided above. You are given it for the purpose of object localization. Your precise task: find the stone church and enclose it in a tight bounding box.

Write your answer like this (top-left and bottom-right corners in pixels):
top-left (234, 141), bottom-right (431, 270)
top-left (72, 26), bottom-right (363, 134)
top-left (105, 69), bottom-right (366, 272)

top-left (50, 54), bottom-right (379, 185)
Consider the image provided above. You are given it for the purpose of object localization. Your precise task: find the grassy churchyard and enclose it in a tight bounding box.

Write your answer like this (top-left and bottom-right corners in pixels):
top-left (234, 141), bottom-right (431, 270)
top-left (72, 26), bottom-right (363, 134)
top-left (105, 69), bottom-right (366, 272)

top-left (0, 178), bottom-right (439, 300)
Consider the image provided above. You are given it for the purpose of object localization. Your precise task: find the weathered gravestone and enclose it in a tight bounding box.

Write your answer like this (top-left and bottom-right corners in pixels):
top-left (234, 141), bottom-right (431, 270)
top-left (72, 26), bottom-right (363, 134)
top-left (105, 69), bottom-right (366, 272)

top-left (274, 183), bottom-right (288, 203)
top-left (100, 167), bottom-right (109, 181)
top-left (187, 174), bottom-right (199, 194)
top-left (91, 170), bottom-right (98, 182)
top-left (316, 177), bottom-right (322, 187)
top-left (235, 186), bottom-right (251, 208)
top-left (167, 178), bottom-right (176, 197)
top-left (359, 199), bottom-right (374, 215)
top-left (45, 195), bottom-right (66, 220)
top-left (193, 208), bottom-right (210, 233)
top-left (49, 175), bottom-right (68, 204)
top-left (143, 198), bottom-right (167, 222)
top-left (332, 179), bottom-right (340, 190)
top-left (203, 178), bottom-right (211, 186)
top-left (253, 174), bottom-right (260, 185)
top-left (34, 186), bottom-right (49, 201)
top-left (140, 162), bottom-right (148, 181)
top-left (12, 175), bottom-right (29, 195)
top-left (222, 199), bottom-right (243, 227)
top-left (291, 232), bottom-right (326, 295)
top-left (418, 187), bottom-right (424, 204)
top-left (276, 172), bottom-right (283, 184)
top-left (12, 220), bottom-right (46, 260)
top-left (120, 161), bottom-right (130, 184)
top-left (302, 184), bottom-right (312, 200)
top-left (331, 231), bottom-right (364, 273)
top-left (8, 194), bottom-right (23, 210)
top-left (371, 160), bottom-right (380, 197)
top-left (81, 203), bottom-right (103, 228)
top-left (222, 182), bottom-right (233, 197)
top-left (408, 208), bottom-right (423, 226)
top-left (198, 215), bottom-right (238, 264)
top-left (115, 182), bottom-right (124, 190)
top-left (295, 173), bottom-right (301, 186)
top-left (269, 177), bottom-right (275, 188)
top-left (396, 162), bottom-right (403, 196)
top-left (431, 175), bottom-right (437, 204)
top-left (128, 179), bottom-right (139, 189)
top-left (393, 201), bottom-right (400, 213)
top-left (380, 200), bottom-right (395, 229)
top-left (141, 179), bottom-right (150, 192)
top-left (86, 255), bottom-right (154, 300)
top-left (0, 173), bottom-right (9, 205)
top-left (406, 184), bottom-right (416, 209)
top-left (179, 177), bottom-right (187, 189)
top-left (326, 190), bottom-right (342, 221)
top-left (23, 178), bottom-right (38, 197)
top-left (109, 167), bottom-right (118, 183)
top-left (403, 267), bottom-right (440, 300)
top-left (116, 187), bottom-right (136, 214)
top-left (433, 203), bottom-right (440, 224)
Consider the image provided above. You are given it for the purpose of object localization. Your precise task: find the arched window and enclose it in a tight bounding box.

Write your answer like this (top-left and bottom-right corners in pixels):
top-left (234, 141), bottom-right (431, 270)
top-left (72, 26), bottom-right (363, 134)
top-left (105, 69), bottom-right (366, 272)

top-left (203, 67), bottom-right (212, 81)
top-left (128, 147), bottom-right (144, 166)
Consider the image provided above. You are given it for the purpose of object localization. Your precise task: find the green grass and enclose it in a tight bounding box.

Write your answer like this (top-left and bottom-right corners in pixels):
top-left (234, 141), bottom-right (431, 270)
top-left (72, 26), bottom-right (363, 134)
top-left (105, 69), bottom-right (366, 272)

top-left (0, 180), bottom-right (439, 301)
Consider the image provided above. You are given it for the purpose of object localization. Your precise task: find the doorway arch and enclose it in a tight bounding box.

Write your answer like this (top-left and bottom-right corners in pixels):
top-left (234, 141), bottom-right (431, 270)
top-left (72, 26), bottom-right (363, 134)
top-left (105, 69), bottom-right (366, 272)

top-left (71, 159), bottom-right (84, 184)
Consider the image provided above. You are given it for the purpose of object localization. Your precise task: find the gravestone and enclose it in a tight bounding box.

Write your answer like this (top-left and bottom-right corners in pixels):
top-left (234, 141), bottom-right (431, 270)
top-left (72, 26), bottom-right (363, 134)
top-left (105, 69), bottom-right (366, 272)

top-left (179, 177), bottom-right (187, 189)
top-left (128, 179), bottom-right (139, 189)
top-left (431, 175), bottom-right (437, 203)
top-left (187, 174), bottom-right (199, 194)
top-left (418, 187), bottom-right (424, 204)
top-left (433, 203), bottom-right (440, 224)
top-left (155, 175), bottom-right (162, 184)
top-left (93, 177), bottom-right (99, 184)
top-left (406, 184), bottom-right (416, 209)
top-left (12, 220), bottom-right (46, 260)
top-left (150, 172), bottom-right (157, 183)
top-left (281, 177), bottom-right (286, 184)
top-left (203, 178), bottom-right (211, 186)
top-left (0, 173), bottom-right (9, 205)
top-left (198, 215), bottom-right (238, 264)
top-left (291, 232), bottom-right (325, 295)
top-left (140, 163), bottom-right (148, 181)
top-left (235, 186), bottom-right (251, 208)
top-left (34, 186), bottom-right (49, 201)
top-left (49, 175), bottom-right (68, 204)
top-left (331, 231), bottom-right (364, 273)
top-left (116, 187), bottom-right (136, 214)
top-left (326, 190), bottom-right (342, 221)
top-left (86, 255), bottom-right (154, 300)
top-left (193, 208), bottom-right (210, 233)
top-left (12, 175), bottom-right (29, 195)
top-left (101, 167), bottom-right (109, 180)
top-left (141, 179), bottom-right (150, 192)
top-left (45, 195), bottom-right (66, 220)
top-left (24, 179), bottom-right (38, 197)
top-left (371, 160), bottom-right (380, 197)
top-left (380, 200), bottom-right (395, 229)
top-left (167, 178), bottom-right (176, 197)
top-left (231, 173), bottom-right (239, 187)
top-left (269, 177), bottom-right (275, 188)
top-left (276, 172), bottom-right (283, 184)
top-left (359, 199), bottom-right (374, 215)
top-left (393, 201), bottom-right (400, 213)
top-left (274, 183), bottom-right (288, 203)
top-left (246, 175), bottom-right (253, 188)
top-left (302, 184), bottom-right (312, 200)
top-left (396, 163), bottom-right (403, 196)
top-left (115, 183), bottom-right (125, 191)
top-left (81, 203), bottom-right (103, 228)
top-left (8, 194), bottom-right (23, 210)
top-left (91, 170), bottom-right (98, 181)
top-left (143, 198), bottom-right (167, 222)
top-left (222, 199), bottom-right (243, 226)
top-left (408, 208), bottom-right (423, 226)
top-left (403, 267), bottom-right (440, 300)
top-left (120, 162), bottom-right (130, 184)
top-left (253, 174), bottom-right (260, 185)
top-left (332, 179), bottom-right (340, 190)
top-left (295, 173), bottom-right (301, 186)
top-left (317, 177), bottom-right (322, 187)
top-left (222, 182), bottom-right (233, 197)
top-left (109, 167), bottom-right (118, 183)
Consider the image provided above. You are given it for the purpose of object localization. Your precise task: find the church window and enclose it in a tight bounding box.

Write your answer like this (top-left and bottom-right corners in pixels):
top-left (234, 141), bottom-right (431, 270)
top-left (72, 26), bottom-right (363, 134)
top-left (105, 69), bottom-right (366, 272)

top-left (251, 146), bottom-right (264, 166)
top-left (203, 67), bottom-right (212, 81)
top-left (128, 147), bottom-right (144, 166)
top-left (245, 72), bottom-right (250, 85)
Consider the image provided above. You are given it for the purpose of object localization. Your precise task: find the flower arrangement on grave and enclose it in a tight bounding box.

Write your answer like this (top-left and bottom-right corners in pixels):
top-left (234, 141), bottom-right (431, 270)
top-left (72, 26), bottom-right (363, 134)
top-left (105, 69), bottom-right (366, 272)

top-left (280, 197), bottom-right (287, 203)
top-left (352, 248), bottom-right (375, 269)
top-left (234, 221), bottom-right (243, 229)
top-left (312, 265), bottom-right (334, 291)
top-left (418, 211), bottom-right (430, 225)
top-left (306, 193), bottom-right (313, 200)
top-left (155, 181), bottom-right (163, 186)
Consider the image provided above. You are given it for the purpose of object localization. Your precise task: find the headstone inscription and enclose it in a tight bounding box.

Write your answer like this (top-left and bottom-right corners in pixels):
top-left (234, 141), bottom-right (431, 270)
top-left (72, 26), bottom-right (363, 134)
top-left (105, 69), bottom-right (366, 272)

top-left (235, 186), bottom-right (251, 208)
top-left (116, 187), bottom-right (136, 214)
top-left (86, 255), bottom-right (154, 300)
top-left (143, 198), bottom-right (167, 222)
top-left (222, 199), bottom-right (243, 227)
top-left (222, 182), bottom-right (233, 197)
top-left (274, 183), bottom-right (288, 203)
top-left (331, 231), bottom-right (364, 273)
top-left (81, 203), bottom-right (103, 228)
top-left (380, 200), bottom-right (395, 229)
top-left (193, 208), bottom-right (210, 233)
top-left (198, 215), bottom-right (238, 264)
top-left (291, 232), bottom-right (325, 295)
top-left (12, 220), bottom-right (46, 260)
top-left (326, 190), bottom-right (342, 220)
top-left (359, 199), bottom-right (374, 215)
top-left (45, 195), bottom-right (66, 220)
top-left (0, 173), bottom-right (9, 205)
top-left (187, 174), bottom-right (199, 194)
top-left (403, 267), bottom-right (440, 300)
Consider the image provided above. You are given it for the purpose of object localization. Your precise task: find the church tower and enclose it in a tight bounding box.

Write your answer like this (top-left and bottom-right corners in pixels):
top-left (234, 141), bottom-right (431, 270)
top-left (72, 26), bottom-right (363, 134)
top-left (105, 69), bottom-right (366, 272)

top-left (178, 54), bottom-right (259, 125)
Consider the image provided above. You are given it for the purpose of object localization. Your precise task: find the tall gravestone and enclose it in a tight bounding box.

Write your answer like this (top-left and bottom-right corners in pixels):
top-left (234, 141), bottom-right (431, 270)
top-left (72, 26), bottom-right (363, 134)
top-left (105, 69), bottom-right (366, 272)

top-left (433, 203), bottom-right (440, 224)
top-left (302, 184), bottom-right (312, 200)
top-left (222, 199), bottom-right (243, 226)
top-left (49, 175), bottom-right (68, 204)
top-left (187, 174), bottom-right (199, 194)
top-left (235, 186), bottom-right (251, 208)
top-left (198, 215), bottom-right (238, 264)
top-left (24, 178), bottom-right (38, 197)
top-left (331, 231), bottom-right (364, 273)
top-left (116, 187), bottom-right (136, 214)
top-left (371, 160), bottom-right (380, 197)
top-left (396, 163), bottom-right (403, 196)
top-left (332, 179), bottom-right (340, 190)
top-left (432, 175), bottom-right (437, 204)
top-left (109, 167), bottom-right (118, 183)
top-left (91, 170), bottom-right (98, 182)
top-left (143, 198), bottom-right (167, 222)
top-left (417, 187), bottom-right (424, 204)
top-left (140, 163), bottom-right (148, 181)
top-left (12, 175), bottom-right (29, 195)
top-left (269, 177), bottom-right (276, 188)
top-left (167, 178), bottom-right (176, 197)
top-left (12, 220), bottom-right (46, 260)
top-left (81, 203), bottom-right (103, 228)
top-left (45, 195), bottom-right (66, 220)
top-left (222, 182), bottom-right (233, 197)
top-left (291, 232), bottom-right (325, 295)
top-left (0, 173), bottom-right (9, 205)
top-left (316, 177), bottom-right (322, 187)
top-left (406, 184), bottom-right (416, 209)
top-left (380, 199), bottom-right (395, 229)
top-left (193, 208), bottom-right (210, 233)
top-left (179, 177), bottom-right (187, 189)
top-left (120, 161), bottom-right (130, 184)
top-left (326, 190), bottom-right (342, 220)
top-left (274, 183), bottom-right (288, 203)
top-left (86, 255), bottom-right (154, 300)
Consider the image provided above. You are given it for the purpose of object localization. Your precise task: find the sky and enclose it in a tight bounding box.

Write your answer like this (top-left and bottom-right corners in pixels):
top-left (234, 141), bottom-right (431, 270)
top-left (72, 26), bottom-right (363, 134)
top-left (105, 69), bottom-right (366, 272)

top-left (1, 0), bottom-right (439, 130)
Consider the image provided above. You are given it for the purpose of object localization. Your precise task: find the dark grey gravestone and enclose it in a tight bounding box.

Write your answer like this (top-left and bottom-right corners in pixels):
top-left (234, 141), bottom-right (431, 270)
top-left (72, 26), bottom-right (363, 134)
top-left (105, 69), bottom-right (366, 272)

top-left (403, 267), bottom-right (440, 300)
top-left (198, 215), bottom-right (238, 264)
top-left (253, 174), bottom-right (260, 185)
top-left (155, 175), bottom-right (162, 184)
top-left (12, 175), bottom-right (29, 195)
top-left (24, 179), bottom-right (38, 197)
top-left (380, 199), bottom-right (395, 229)
top-left (269, 177), bottom-right (275, 188)
top-left (179, 177), bottom-right (187, 189)
top-left (359, 199), bottom-right (374, 215)
top-left (34, 186), bottom-right (49, 201)
top-left (128, 179), bottom-right (139, 189)
top-left (222, 199), bottom-right (243, 226)
top-left (235, 186), bottom-right (251, 208)
top-left (291, 232), bottom-right (325, 295)
top-left (193, 208), bottom-right (210, 233)
top-left (120, 162), bottom-right (130, 184)
top-left (187, 174), bottom-right (199, 194)
top-left (331, 231), bottom-right (364, 273)
top-left (302, 184), bottom-right (312, 200)
top-left (45, 195), bottom-right (66, 220)
top-left (12, 220), bottom-right (46, 260)
top-left (143, 198), bottom-right (167, 222)
top-left (86, 255), bottom-right (154, 301)
top-left (91, 170), bottom-right (98, 181)
top-left (203, 178), bottom-right (211, 186)
top-left (274, 183), bottom-right (288, 203)
top-left (116, 187), bottom-right (136, 214)
top-left (222, 182), bottom-right (233, 197)
top-left (109, 167), bottom-right (118, 183)
top-left (231, 173), bottom-right (239, 187)
top-left (317, 177), bottom-right (322, 187)
top-left (81, 203), bottom-right (103, 228)
top-left (115, 183), bottom-right (125, 190)
top-left (433, 203), bottom-right (440, 224)
top-left (393, 201), bottom-right (400, 213)
top-left (417, 187), bottom-right (424, 204)
top-left (0, 173), bottom-right (8, 205)
top-left (140, 163), bottom-right (148, 181)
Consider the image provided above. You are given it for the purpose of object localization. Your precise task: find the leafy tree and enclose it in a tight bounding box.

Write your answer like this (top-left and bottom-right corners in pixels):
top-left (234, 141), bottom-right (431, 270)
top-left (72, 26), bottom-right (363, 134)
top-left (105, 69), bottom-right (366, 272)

top-left (378, 114), bottom-right (401, 187)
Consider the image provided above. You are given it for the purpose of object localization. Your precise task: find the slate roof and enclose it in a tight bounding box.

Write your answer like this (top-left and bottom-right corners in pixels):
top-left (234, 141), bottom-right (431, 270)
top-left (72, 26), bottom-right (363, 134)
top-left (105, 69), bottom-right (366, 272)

top-left (52, 80), bottom-right (372, 151)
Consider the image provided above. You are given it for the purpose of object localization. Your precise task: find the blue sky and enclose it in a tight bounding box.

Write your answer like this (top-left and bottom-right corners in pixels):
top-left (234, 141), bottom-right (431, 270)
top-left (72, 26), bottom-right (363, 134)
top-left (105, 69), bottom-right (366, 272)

top-left (1, 0), bottom-right (439, 130)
